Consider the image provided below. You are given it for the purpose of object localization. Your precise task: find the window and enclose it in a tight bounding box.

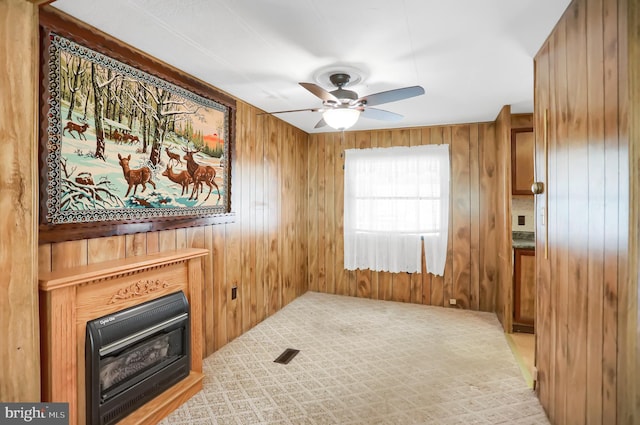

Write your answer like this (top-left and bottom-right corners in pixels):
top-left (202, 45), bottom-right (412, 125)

top-left (344, 145), bottom-right (450, 275)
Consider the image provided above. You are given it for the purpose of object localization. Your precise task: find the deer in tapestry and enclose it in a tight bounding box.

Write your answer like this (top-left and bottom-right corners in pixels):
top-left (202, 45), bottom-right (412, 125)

top-left (182, 147), bottom-right (221, 202)
top-left (117, 153), bottom-right (156, 197)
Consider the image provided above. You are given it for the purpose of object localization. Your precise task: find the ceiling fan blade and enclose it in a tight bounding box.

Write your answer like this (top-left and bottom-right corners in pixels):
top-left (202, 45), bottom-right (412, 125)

top-left (258, 107), bottom-right (320, 115)
top-left (361, 108), bottom-right (404, 122)
top-left (300, 82), bottom-right (339, 103)
top-left (357, 86), bottom-right (425, 107)
top-left (314, 118), bottom-right (328, 129)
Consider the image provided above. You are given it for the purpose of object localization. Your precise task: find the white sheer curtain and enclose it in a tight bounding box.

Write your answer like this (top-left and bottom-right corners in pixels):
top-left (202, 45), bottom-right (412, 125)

top-left (343, 145), bottom-right (450, 275)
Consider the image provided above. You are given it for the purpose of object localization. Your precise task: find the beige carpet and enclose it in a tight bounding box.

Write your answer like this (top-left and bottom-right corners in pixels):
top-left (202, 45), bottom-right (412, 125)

top-left (160, 292), bottom-right (550, 425)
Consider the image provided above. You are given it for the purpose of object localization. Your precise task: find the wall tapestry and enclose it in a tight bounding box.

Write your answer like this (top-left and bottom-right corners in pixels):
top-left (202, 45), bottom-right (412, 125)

top-left (39, 13), bottom-right (236, 243)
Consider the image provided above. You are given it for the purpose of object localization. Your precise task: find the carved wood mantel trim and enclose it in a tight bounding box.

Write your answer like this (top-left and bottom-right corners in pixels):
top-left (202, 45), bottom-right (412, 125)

top-left (39, 248), bottom-right (208, 425)
top-left (108, 279), bottom-right (170, 304)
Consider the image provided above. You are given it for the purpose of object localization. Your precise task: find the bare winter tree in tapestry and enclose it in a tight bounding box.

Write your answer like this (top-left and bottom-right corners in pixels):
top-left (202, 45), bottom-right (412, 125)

top-left (129, 84), bottom-right (204, 166)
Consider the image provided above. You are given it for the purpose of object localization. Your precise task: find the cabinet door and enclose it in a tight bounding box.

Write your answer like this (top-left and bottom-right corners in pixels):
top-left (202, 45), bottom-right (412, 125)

top-left (514, 249), bottom-right (536, 329)
top-left (511, 128), bottom-right (534, 195)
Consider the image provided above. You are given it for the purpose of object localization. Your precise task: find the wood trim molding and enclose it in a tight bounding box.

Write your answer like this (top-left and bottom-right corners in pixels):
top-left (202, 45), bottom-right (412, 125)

top-left (39, 248), bottom-right (207, 425)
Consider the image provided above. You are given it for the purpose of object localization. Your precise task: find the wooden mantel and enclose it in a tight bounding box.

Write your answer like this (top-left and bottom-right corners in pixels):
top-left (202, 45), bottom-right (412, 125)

top-left (39, 248), bottom-right (208, 425)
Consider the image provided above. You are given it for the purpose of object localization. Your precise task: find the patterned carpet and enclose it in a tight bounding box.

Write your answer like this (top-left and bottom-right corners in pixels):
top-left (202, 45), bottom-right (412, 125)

top-left (160, 292), bottom-right (550, 425)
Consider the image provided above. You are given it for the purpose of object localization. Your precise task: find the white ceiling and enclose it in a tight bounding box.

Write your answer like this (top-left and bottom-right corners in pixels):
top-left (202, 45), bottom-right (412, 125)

top-left (52, 0), bottom-right (570, 133)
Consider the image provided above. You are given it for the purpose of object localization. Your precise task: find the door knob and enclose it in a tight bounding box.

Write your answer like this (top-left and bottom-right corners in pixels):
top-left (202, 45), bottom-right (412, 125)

top-left (531, 182), bottom-right (545, 194)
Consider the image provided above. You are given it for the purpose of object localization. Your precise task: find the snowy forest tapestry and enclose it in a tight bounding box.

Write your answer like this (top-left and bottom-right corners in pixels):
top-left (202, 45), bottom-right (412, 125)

top-left (41, 32), bottom-right (232, 227)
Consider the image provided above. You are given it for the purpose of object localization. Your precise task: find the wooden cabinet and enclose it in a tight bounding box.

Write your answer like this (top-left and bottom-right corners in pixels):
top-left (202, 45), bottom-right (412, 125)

top-left (511, 128), bottom-right (534, 196)
top-left (513, 248), bottom-right (535, 333)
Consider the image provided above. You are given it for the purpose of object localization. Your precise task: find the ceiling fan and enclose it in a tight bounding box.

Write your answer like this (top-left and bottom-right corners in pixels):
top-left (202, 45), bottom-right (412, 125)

top-left (267, 73), bottom-right (425, 130)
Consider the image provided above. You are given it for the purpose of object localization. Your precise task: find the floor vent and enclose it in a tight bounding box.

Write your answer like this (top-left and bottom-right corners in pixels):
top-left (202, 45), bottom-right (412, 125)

top-left (274, 348), bottom-right (300, 365)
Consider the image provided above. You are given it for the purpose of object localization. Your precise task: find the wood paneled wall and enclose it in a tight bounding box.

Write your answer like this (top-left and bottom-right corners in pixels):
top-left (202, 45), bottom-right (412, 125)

top-left (534, 0), bottom-right (638, 422)
top-left (38, 101), bottom-right (309, 359)
top-left (494, 105), bottom-right (513, 331)
top-left (307, 123), bottom-right (501, 312)
top-left (0, 0), bottom-right (40, 402)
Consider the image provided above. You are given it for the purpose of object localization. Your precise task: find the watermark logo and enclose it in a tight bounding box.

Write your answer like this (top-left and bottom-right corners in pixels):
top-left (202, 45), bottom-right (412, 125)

top-left (0, 403), bottom-right (68, 424)
top-left (99, 316), bottom-right (115, 326)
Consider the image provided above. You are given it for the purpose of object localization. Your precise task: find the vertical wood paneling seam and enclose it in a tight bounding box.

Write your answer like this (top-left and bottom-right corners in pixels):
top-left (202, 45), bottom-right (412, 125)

top-left (616, 0), bottom-right (631, 422)
top-left (565, 2), bottom-right (590, 422)
top-left (553, 17), bottom-right (570, 421)
top-left (601, 0), bottom-right (620, 422)
top-left (624, 0), bottom-right (640, 422)
top-left (584, 0), bottom-right (606, 422)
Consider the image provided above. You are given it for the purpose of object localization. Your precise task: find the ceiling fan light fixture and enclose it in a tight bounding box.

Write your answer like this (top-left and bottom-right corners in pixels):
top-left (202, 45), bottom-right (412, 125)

top-left (322, 108), bottom-right (360, 130)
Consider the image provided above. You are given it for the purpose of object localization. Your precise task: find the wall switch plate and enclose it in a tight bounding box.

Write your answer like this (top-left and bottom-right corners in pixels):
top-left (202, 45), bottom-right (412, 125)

top-left (231, 286), bottom-right (237, 300)
top-left (449, 298), bottom-right (457, 305)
